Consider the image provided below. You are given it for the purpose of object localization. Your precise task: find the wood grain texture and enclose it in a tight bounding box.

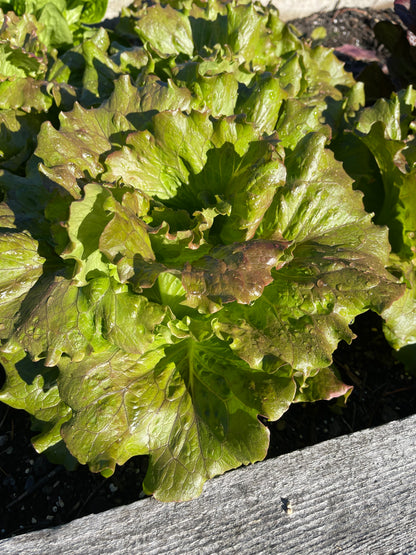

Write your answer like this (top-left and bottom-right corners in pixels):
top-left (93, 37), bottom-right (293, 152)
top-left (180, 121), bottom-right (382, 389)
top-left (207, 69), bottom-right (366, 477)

top-left (1, 414), bottom-right (415, 554)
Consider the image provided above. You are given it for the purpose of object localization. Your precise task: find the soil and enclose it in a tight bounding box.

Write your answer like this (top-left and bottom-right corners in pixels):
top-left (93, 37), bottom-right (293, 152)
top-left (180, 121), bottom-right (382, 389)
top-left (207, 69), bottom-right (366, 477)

top-left (290, 7), bottom-right (402, 60)
top-left (1, 7), bottom-right (416, 542)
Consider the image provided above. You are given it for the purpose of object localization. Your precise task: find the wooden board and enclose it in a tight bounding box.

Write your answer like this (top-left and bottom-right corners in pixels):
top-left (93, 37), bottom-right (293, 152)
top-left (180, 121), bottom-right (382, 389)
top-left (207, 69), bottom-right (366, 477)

top-left (1, 414), bottom-right (415, 554)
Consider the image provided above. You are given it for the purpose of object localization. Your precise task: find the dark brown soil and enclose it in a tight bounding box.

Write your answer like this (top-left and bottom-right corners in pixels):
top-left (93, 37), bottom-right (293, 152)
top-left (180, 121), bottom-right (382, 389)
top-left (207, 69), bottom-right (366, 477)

top-left (1, 7), bottom-right (416, 542)
top-left (290, 7), bottom-right (403, 76)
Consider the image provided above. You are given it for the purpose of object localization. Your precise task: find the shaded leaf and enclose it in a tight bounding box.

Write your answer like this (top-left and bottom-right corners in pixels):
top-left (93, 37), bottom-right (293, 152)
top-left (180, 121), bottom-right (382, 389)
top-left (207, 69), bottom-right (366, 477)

top-left (0, 348), bottom-right (72, 453)
top-left (0, 229), bottom-right (44, 339)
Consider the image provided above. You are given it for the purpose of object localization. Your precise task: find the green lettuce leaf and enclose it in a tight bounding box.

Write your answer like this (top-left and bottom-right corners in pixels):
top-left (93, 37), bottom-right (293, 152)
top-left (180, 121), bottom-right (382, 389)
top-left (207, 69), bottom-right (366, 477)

top-left (47, 27), bottom-right (127, 107)
top-left (213, 132), bottom-right (403, 371)
top-left (0, 347), bottom-right (75, 466)
top-left (35, 74), bottom-right (194, 197)
top-left (339, 88), bottom-right (416, 365)
top-left (382, 256), bottom-right (416, 350)
top-left (57, 338), bottom-right (295, 500)
top-left (0, 229), bottom-right (44, 339)
top-left (58, 182), bottom-right (154, 284)
top-left (180, 239), bottom-right (291, 312)
top-left (0, 347), bottom-right (70, 424)
top-left (9, 274), bottom-right (169, 366)
top-left (0, 9), bottom-right (48, 78)
top-left (294, 366), bottom-right (353, 403)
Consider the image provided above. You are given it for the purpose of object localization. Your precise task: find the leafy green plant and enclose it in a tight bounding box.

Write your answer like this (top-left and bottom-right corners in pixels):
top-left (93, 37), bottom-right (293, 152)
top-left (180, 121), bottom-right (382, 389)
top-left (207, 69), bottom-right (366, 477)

top-left (0, 0), bottom-right (108, 47)
top-left (332, 86), bottom-right (416, 374)
top-left (0, 0), bottom-right (406, 501)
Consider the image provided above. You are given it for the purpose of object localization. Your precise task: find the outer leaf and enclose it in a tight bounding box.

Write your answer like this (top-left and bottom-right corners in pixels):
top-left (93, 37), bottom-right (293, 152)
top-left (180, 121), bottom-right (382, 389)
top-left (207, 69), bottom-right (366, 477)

top-left (134, 3), bottom-right (194, 58)
top-left (9, 274), bottom-right (99, 365)
top-left (0, 77), bottom-right (54, 111)
top-left (0, 170), bottom-right (51, 243)
top-left (99, 189), bottom-right (155, 266)
top-left (236, 73), bottom-right (288, 134)
top-left (382, 257), bottom-right (416, 349)
top-left (0, 348), bottom-right (72, 455)
top-left (0, 9), bottom-right (76, 116)
top-left (0, 201), bottom-right (15, 228)
top-left (294, 366), bottom-right (353, 403)
top-left (37, 2), bottom-right (73, 49)
top-left (79, 28), bottom-right (122, 105)
top-left (86, 276), bottom-right (169, 354)
top-left (275, 98), bottom-right (330, 151)
top-left (344, 90), bottom-right (416, 363)
top-left (59, 182), bottom-right (114, 282)
top-left (57, 338), bottom-right (296, 501)
top-left (172, 53), bottom-right (242, 115)
top-left (354, 88), bottom-right (416, 140)
top-left (10, 274), bottom-right (169, 366)
top-left (57, 182), bottom-right (155, 283)
top-left (36, 75), bottom-right (194, 196)
top-left (352, 91), bottom-right (416, 258)
top-left (46, 26), bottom-right (123, 107)
top-left (0, 229), bottom-right (44, 339)
top-left (73, 0), bottom-right (108, 24)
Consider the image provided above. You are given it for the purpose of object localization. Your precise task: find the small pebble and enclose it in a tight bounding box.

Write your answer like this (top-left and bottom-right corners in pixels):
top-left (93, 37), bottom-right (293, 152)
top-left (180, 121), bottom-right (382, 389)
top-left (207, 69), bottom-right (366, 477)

top-left (109, 483), bottom-right (118, 493)
top-left (5, 446), bottom-right (13, 455)
top-left (0, 435), bottom-right (8, 447)
top-left (52, 506), bottom-right (58, 513)
top-left (46, 515), bottom-right (54, 521)
top-left (57, 497), bottom-right (65, 508)
top-left (31, 518), bottom-right (37, 524)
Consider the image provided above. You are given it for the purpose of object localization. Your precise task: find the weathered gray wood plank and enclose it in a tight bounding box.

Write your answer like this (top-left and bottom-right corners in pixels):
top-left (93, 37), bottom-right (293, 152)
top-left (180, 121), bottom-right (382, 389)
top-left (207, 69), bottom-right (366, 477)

top-left (1, 414), bottom-right (415, 554)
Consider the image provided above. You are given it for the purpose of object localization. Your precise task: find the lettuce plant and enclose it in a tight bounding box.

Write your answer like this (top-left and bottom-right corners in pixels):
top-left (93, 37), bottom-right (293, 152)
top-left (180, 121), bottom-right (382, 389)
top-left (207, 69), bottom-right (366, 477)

top-left (0, 0), bottom-right (109, 48)
top-left (332, 86), bottom-right (416, 373)
top-left (0, 0), bottom-right (405, 501)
